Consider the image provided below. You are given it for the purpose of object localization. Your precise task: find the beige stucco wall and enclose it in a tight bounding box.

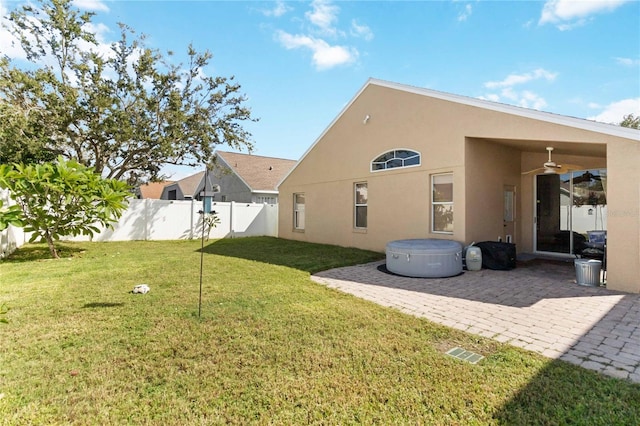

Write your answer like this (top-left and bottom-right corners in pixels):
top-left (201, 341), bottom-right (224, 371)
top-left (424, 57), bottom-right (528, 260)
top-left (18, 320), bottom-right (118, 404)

top-left (280, 85), bottom-right (468, 252)
top-left (463, 139), bottom-right (521, 245)
top-left (279, 83), bottom-right (640, 293)
top-left (604, 140), bottom-right (640, 293)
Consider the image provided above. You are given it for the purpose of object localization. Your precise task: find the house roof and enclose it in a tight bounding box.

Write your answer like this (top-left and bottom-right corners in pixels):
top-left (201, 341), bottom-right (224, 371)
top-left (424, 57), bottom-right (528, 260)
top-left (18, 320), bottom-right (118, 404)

top-left (278, 77), bottom-right (639, 188)
top-left (137, 181), bottom-right (173, 199)
top-left (174, 171), bottom-right (205, 197)
top-left (216, 151), bottom-right (296, 192)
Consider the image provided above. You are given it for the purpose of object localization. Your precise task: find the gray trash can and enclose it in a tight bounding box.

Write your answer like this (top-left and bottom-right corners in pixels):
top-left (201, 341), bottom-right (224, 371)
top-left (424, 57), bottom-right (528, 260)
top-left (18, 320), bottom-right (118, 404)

top-left (574, 259), bottom-right (602, 287)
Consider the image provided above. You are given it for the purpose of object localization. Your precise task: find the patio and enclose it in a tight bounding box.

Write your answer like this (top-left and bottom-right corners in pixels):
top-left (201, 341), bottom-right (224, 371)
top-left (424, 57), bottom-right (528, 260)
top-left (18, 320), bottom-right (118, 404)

top-left (312, 258), bottom-right (640, 383)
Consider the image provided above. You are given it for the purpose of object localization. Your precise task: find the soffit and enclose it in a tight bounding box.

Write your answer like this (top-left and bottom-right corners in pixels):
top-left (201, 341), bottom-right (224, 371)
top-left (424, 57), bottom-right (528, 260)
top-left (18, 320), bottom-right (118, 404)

top-left (479, 138), bottom-right (607, 157)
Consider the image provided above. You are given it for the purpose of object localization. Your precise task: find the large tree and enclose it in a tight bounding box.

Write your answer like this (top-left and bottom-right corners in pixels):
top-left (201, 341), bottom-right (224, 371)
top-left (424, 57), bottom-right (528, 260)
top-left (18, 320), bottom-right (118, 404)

top-left (620, 113), bottom-right (640, 130)
top-left (0, 0), bottom-right (256, 183)
top-left (0, 157), bottom-right (130, 258)
top-left (0, 96), bottom-right (57, 164)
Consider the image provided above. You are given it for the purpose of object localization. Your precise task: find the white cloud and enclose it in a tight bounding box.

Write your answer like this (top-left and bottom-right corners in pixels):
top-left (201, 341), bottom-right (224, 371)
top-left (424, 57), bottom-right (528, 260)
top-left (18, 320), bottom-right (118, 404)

top-left (271, 0), bottom-right (368, 71)
top-left (276, 30), bottom-right (357, 70)
top-left (0, 0), bottom-right (26, 60)
top-left (588, 98), bottom-right (640, 124)
top-left (306, 0), bottom-right (340, 36)
top-left (1, 0), bottom-right (113, 62)
top-left (350, 19), bottom-right (373, 41)
top-left (481, 93), bottom-right (501, 103)
top-left (519, 90), bottom-right (548, 110)
top-left (614, 56), bottom-right (640, 67)
top-left (84, 22), bottom-right (111, 43)
top-left (72, 0), bottom-right (109, 12)
top-left (262, 0), bottom-right (290, 18)
top-left (458, 4), bottom-right (472, 22)
top-left (539, 0), bottom-right (628, 30)
top-left (0, 0), bottom-right (143, 87)
top-left (484, 68), bottom-right (557, 89)
top-left (480, 88), bottom-right (549, 111)
top-left (502, 87), bottom-right (520, 101)
top-left (481, 68), bottom-right (557, 111)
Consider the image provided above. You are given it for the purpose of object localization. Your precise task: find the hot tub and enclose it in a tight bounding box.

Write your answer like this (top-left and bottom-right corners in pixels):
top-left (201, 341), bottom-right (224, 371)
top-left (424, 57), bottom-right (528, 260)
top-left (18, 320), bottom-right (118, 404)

top-left (386, 239), bottom-right (463, 278)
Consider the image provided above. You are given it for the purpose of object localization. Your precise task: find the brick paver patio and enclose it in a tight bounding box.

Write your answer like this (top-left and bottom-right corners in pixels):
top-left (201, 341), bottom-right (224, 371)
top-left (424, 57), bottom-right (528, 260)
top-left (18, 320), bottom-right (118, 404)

top-left (311, 259), bottom-right (640, 383)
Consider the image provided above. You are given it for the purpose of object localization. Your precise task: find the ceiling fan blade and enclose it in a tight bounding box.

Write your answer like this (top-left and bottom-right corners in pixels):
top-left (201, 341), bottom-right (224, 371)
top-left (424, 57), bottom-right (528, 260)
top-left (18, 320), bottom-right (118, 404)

top-left (522, 147), bottom-right (585, 176)
top-left (555, 163), bottom-right (584, 174)
top-left (521, 167), bottom-right (546, 175)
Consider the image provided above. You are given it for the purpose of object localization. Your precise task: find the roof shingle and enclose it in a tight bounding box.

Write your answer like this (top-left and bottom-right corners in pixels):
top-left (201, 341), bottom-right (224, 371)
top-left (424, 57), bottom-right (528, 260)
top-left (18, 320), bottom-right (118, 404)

top-left (216, 151), bottom-right (296, 191)
top-left (137, 181), bottom-right (173, 199)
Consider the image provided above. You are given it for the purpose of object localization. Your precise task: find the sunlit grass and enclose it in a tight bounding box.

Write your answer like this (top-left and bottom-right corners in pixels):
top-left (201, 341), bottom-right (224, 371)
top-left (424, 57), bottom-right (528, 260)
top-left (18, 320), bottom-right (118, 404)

top-left (1, 237), bottom-right (638, 424)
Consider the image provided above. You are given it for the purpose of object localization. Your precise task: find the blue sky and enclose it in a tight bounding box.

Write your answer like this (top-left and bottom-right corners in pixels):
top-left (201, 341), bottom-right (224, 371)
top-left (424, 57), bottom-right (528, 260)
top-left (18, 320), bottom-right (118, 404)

top-left (2, 0), bottom-right (639, 179)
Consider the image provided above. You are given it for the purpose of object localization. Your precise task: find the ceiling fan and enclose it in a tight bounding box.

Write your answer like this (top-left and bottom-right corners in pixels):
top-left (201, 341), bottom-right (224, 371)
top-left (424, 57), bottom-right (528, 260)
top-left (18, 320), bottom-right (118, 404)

top-left (522, 147), bottom-right (583, 175)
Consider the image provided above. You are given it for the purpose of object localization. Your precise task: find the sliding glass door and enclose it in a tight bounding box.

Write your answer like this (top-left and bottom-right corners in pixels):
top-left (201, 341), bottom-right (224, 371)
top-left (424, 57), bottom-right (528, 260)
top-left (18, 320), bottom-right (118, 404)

top-left (535, 170), bottom-right (607, 255)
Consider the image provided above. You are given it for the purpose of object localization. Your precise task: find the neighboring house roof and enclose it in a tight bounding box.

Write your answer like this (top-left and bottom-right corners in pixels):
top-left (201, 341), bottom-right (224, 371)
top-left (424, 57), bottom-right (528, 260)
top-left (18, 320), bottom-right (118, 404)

top-left (160, 152), bottom-right (296, 200)
top-left (279, 78), bottom-right (639, 187)
top-left (216, 151), bottom-right (297, 193)
top-left (137, 181), bottom-right (173, 199)
top-left (175, 171), bottom-right (205, 198)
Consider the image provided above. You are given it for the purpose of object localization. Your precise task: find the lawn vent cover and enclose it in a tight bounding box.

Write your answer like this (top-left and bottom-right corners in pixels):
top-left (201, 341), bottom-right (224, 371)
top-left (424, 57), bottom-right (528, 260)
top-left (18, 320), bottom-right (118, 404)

top-left (446, 347), bottom-right (484, 364)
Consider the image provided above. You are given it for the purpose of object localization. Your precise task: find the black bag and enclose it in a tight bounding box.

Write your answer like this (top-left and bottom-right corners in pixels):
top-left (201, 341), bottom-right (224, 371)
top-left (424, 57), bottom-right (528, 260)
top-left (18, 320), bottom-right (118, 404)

top-left (476, 241), bottom-right (516, 270)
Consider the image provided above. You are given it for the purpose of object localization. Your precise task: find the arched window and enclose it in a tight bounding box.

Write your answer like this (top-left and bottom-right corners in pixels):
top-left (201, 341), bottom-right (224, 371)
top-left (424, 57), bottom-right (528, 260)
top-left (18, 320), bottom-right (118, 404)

top-left (371, 149), bottom-right (421, 172)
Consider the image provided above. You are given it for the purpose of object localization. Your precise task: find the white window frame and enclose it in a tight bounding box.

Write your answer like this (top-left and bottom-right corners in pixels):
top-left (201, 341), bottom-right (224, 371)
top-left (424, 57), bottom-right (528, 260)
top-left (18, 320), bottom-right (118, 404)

top-left (371, 149), bottom-right (421, 172)
top-left (354, 182), bottom-right (368, 229)
top-left (293, 193), bottom-right (305, 231)
top-left (431, 173), bottom-right (453, 234)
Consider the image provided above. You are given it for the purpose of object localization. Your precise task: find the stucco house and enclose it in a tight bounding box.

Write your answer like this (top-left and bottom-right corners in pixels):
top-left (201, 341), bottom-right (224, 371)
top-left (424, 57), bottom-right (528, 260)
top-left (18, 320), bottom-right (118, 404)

top-left (277, 78), bottom-right (640, 293)
top-left (161, 151), bottom-right (296, 204)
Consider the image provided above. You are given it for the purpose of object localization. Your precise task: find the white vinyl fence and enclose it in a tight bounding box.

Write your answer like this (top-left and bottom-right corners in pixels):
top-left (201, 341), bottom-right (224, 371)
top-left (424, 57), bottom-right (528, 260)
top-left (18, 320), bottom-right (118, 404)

top-left (0, 188), bottom-right (20, 258)
top-left (0, 196), bottom-right (278, 258)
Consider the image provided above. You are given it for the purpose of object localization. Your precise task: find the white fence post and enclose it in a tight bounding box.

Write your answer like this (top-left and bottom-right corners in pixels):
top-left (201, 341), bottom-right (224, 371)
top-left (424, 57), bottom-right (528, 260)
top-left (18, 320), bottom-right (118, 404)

top-left (144, 198), bottom-right (150, 241)
top-left (190, 199), bottom-right (195, 240)
top-left (230, 201), bottom-right (236, 237)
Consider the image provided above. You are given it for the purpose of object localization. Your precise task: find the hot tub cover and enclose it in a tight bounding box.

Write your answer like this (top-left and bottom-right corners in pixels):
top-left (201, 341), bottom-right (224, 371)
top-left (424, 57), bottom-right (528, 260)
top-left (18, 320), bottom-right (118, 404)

top-left (386, 239), bottom-right (463, 278)
top-left (386, 239), bottom-right (462, 253)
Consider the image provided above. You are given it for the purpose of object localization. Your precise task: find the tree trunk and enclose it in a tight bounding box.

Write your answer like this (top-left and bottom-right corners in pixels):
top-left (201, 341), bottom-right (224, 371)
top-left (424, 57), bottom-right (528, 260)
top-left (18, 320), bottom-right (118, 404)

top-left (45, 232), bottom-right (59, 259)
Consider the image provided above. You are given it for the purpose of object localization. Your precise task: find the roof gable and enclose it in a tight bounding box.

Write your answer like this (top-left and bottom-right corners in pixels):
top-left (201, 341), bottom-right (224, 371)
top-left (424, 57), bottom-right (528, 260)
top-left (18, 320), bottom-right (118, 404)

top-left (279, 78), bottom-right (639, 187)
top-left (368, 79), bottom-right (639, 139)
top-left (137, 181), bottom-right (173, 199)
top-left (175, 171), bottom-right (205, 197)
top-left (216, 151), bottom-right (296, 192)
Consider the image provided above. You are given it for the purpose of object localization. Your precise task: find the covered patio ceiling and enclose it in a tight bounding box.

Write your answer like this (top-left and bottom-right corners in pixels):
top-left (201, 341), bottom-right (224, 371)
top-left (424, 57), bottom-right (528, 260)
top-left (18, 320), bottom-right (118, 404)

top-left (482, 137), bottom-right (607, 158)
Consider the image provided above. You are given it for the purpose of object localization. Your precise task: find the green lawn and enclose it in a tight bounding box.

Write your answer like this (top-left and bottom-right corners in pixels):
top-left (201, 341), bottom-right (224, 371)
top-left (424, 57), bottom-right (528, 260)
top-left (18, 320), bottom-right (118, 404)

top-left (1, 237), bottom-right (639, 425)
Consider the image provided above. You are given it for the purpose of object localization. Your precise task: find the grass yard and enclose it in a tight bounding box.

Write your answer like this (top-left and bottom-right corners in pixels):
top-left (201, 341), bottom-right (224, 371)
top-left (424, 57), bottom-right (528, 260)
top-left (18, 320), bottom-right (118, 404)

top-left (1, 237), bottom-right (639, 425)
